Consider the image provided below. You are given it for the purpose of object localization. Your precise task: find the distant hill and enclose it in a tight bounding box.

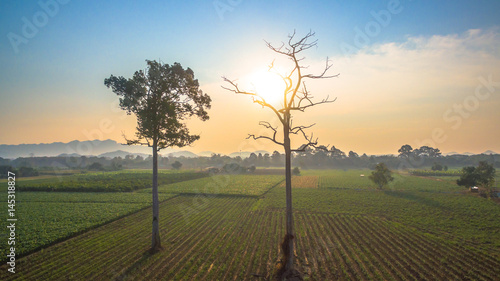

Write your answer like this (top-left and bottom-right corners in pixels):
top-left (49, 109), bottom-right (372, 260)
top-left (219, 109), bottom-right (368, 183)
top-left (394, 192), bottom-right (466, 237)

top-left (166, 151), bottom-right (199, 158)
top-left (57, 153), bottom-right (82, 157)
top-left (444, 151), bottom-right (498, 156)
top-left (0, 140), bottom-right (173, 159)
top-left (99, 150), bottom-right (151, 159)
top-left (198, 151), bottom-right (216, 157)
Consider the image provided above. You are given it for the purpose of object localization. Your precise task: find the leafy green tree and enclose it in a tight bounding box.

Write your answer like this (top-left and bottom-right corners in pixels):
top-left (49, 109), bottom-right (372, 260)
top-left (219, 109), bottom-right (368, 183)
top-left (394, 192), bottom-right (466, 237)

top-left (329, 146), bottom-right (346, 159)
top-left (369, 163), bottom-right (394, 189)
top-left (398, 144), bottom-right (413, 158)
top-left (248, 165), bottom-right (256, 173)
top-left (414, 146), bottom-right (442, 157)
top-left (87, 162), bottom-right (105, 171)
top-left (0, 165), bottom-right (16, 178)
top-left (105, 60), bottom-right (211, 252)
top-left (171, 160), bottom-right (182, 170)
top-left (431, 162), bottom-right (443, 171)
top-left (476, 161), bottom-right (495, 189)
top-left (348, 151), bottom-right (359, 158)
top-left (18, 166), bottom-right (39, 177)
top-left (457, 162), bottom-right (495, 196)
top-left (457, 166), bottom-right (480, 188)
top-left (272, 150), bottom-right (282, 166)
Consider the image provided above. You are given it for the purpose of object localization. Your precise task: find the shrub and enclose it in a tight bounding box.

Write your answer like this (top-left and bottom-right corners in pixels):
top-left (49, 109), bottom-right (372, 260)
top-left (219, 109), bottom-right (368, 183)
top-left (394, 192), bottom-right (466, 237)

top-left (171, 161), bottom-right (183, 170)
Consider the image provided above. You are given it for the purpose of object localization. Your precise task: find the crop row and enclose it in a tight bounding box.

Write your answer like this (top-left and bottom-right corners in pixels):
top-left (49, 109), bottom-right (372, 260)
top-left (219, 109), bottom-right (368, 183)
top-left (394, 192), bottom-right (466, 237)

top-left (0, 190), bottom-right (178, 258)
top-left (313, 169), bottom-right (463, 192)
top-left (16, 170), bottom-right (208, 192)
top-left (0, 174), bottom-right (283, 259)
top-left (2, 195), bottom-right (499, 280)
top-left (279, 176), bottom-right (318, 188)
top-left (409, 169), bottom-right (462, 177)
top-left (258, 186), bottom-right (500, 251)
top-left (139, 174), bottom-right (285, 196)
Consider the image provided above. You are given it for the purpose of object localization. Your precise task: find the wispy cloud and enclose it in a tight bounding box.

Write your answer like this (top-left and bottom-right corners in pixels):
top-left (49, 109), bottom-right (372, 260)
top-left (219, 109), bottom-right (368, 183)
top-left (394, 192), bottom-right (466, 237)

top-left (281, 28), bottom-right (500, 153)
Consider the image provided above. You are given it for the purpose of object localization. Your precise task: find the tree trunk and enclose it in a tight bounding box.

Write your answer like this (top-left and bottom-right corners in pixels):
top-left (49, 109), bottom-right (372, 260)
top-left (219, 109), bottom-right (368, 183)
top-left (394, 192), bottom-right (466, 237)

top-left (151, 140), bottom-right (161, 252)
top-left (283, 123), bottom-right (294, 274)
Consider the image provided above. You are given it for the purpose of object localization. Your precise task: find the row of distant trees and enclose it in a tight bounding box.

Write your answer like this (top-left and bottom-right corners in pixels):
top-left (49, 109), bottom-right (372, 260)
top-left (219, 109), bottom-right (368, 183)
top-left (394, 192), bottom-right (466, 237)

top-left (1, 146), bottom-right (499, 172)
top-left (0, 165), bottom-right (38, 178)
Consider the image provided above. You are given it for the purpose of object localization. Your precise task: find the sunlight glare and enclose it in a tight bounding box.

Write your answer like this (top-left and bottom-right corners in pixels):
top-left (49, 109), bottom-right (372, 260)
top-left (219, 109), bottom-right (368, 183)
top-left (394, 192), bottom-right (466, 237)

top-left (249, 69), bottom-right (285, 106)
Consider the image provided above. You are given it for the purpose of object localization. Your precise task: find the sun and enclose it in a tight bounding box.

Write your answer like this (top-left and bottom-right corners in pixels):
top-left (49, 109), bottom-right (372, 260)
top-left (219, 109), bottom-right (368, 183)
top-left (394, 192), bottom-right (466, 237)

top-left (248, 69), bottom-right (285, 106)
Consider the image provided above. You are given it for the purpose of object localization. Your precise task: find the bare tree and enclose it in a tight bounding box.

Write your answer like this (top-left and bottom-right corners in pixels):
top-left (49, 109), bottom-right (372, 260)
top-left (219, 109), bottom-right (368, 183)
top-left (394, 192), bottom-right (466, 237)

top-left (222, 31), bottom-right (337, 279)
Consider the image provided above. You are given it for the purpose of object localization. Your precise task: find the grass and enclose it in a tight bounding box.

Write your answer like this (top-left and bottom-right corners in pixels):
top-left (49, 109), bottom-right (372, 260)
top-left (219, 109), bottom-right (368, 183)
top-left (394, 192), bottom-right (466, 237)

top-left (257, 173), bottom-right (500, 251)
top-left (0, 170), bottom-right (209, 257)
top-left (0, 173), bottom-right (284, 257)
top-left (13, 169), bottom-right (208, 192)
top-left (0, 191), bottom-right (178, 257)
top-left (1, 168), bottom-right (499, 280)
top-left (1, 194), bottom-right (498, 280)
top-left (139, 174), bottom-right (285, 196)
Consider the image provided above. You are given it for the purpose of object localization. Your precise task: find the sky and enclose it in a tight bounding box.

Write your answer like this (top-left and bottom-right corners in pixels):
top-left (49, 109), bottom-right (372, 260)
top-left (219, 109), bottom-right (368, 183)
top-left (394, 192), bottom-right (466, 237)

top-left (0, 0), bottom-right (499, 155)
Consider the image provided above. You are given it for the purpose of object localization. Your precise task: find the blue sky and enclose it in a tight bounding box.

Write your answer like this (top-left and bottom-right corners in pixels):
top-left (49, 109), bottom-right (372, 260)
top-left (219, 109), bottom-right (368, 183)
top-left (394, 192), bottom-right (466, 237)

top-left (1, 0), bottom-right (499, 155)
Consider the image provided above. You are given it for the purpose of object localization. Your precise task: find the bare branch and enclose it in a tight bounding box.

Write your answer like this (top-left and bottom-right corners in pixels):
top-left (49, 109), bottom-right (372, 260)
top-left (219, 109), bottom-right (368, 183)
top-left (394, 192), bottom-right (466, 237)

top-left (290, 123), bottom-right (316, 134)
top-left (289, 30), bottom-right (317, 54)
top-left (247, 121), bottom-right (284, 147)
top-left (291, 139), bottom-right (318, 152)
top-left (288, 122), bottom-right (327, 152)
top-left (264, 40), bottom-right (293, 57)
top-left (223, 31), bottom-right (337, 156)
top-left (302, 58), bottom-right (340, 79)
top-left (247, 134), bottom-right (285, 147)
top-left (221, 77), bottom-right (258, 97)
top-left (222, 76), bottom-right (286, 125)
top-left (265, 30), bottom-right (317, 58)
top-left (292, 95), bottom-right (337, 112)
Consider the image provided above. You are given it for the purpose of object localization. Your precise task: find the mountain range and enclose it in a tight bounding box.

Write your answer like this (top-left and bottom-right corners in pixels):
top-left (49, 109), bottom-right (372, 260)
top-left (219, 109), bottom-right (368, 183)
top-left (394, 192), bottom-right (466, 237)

top-left (0, 140), bottom-right (270, 159)
top-left (0, 140), bottom-right (165, 159)
top-left (0, 140), bottom-right (497, 159)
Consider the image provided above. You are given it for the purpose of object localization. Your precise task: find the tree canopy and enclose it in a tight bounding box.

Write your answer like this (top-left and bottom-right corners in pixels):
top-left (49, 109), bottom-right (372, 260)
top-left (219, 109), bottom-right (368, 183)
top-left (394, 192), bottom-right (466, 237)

top-left (104, 60), bottom-right (211, 150)
top-left (398, 144), bottom-right (441, 158)
top-left (457, 161), bottom-right (496, 194)
top-left (369, 163), bottom-right (394, 189)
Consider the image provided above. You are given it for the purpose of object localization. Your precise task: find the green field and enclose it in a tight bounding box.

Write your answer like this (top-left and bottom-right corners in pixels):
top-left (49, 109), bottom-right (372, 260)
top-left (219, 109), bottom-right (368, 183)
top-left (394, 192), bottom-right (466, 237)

top-left (0, 191), bottom-right (178, 257)
top-left (14, 170), bottom-right (208, 192)
top-left (0, 170), bottom-right (208, 257)
top-left (142, 174), bottom-right (285, 196)
top-left (0, 169), bottom-right (499, 280)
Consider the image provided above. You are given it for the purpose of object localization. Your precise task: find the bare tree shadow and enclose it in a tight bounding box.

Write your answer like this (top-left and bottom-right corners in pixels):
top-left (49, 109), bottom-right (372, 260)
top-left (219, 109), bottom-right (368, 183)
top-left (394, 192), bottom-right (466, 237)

top-left (115, 249), bottom-right (153, 280)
